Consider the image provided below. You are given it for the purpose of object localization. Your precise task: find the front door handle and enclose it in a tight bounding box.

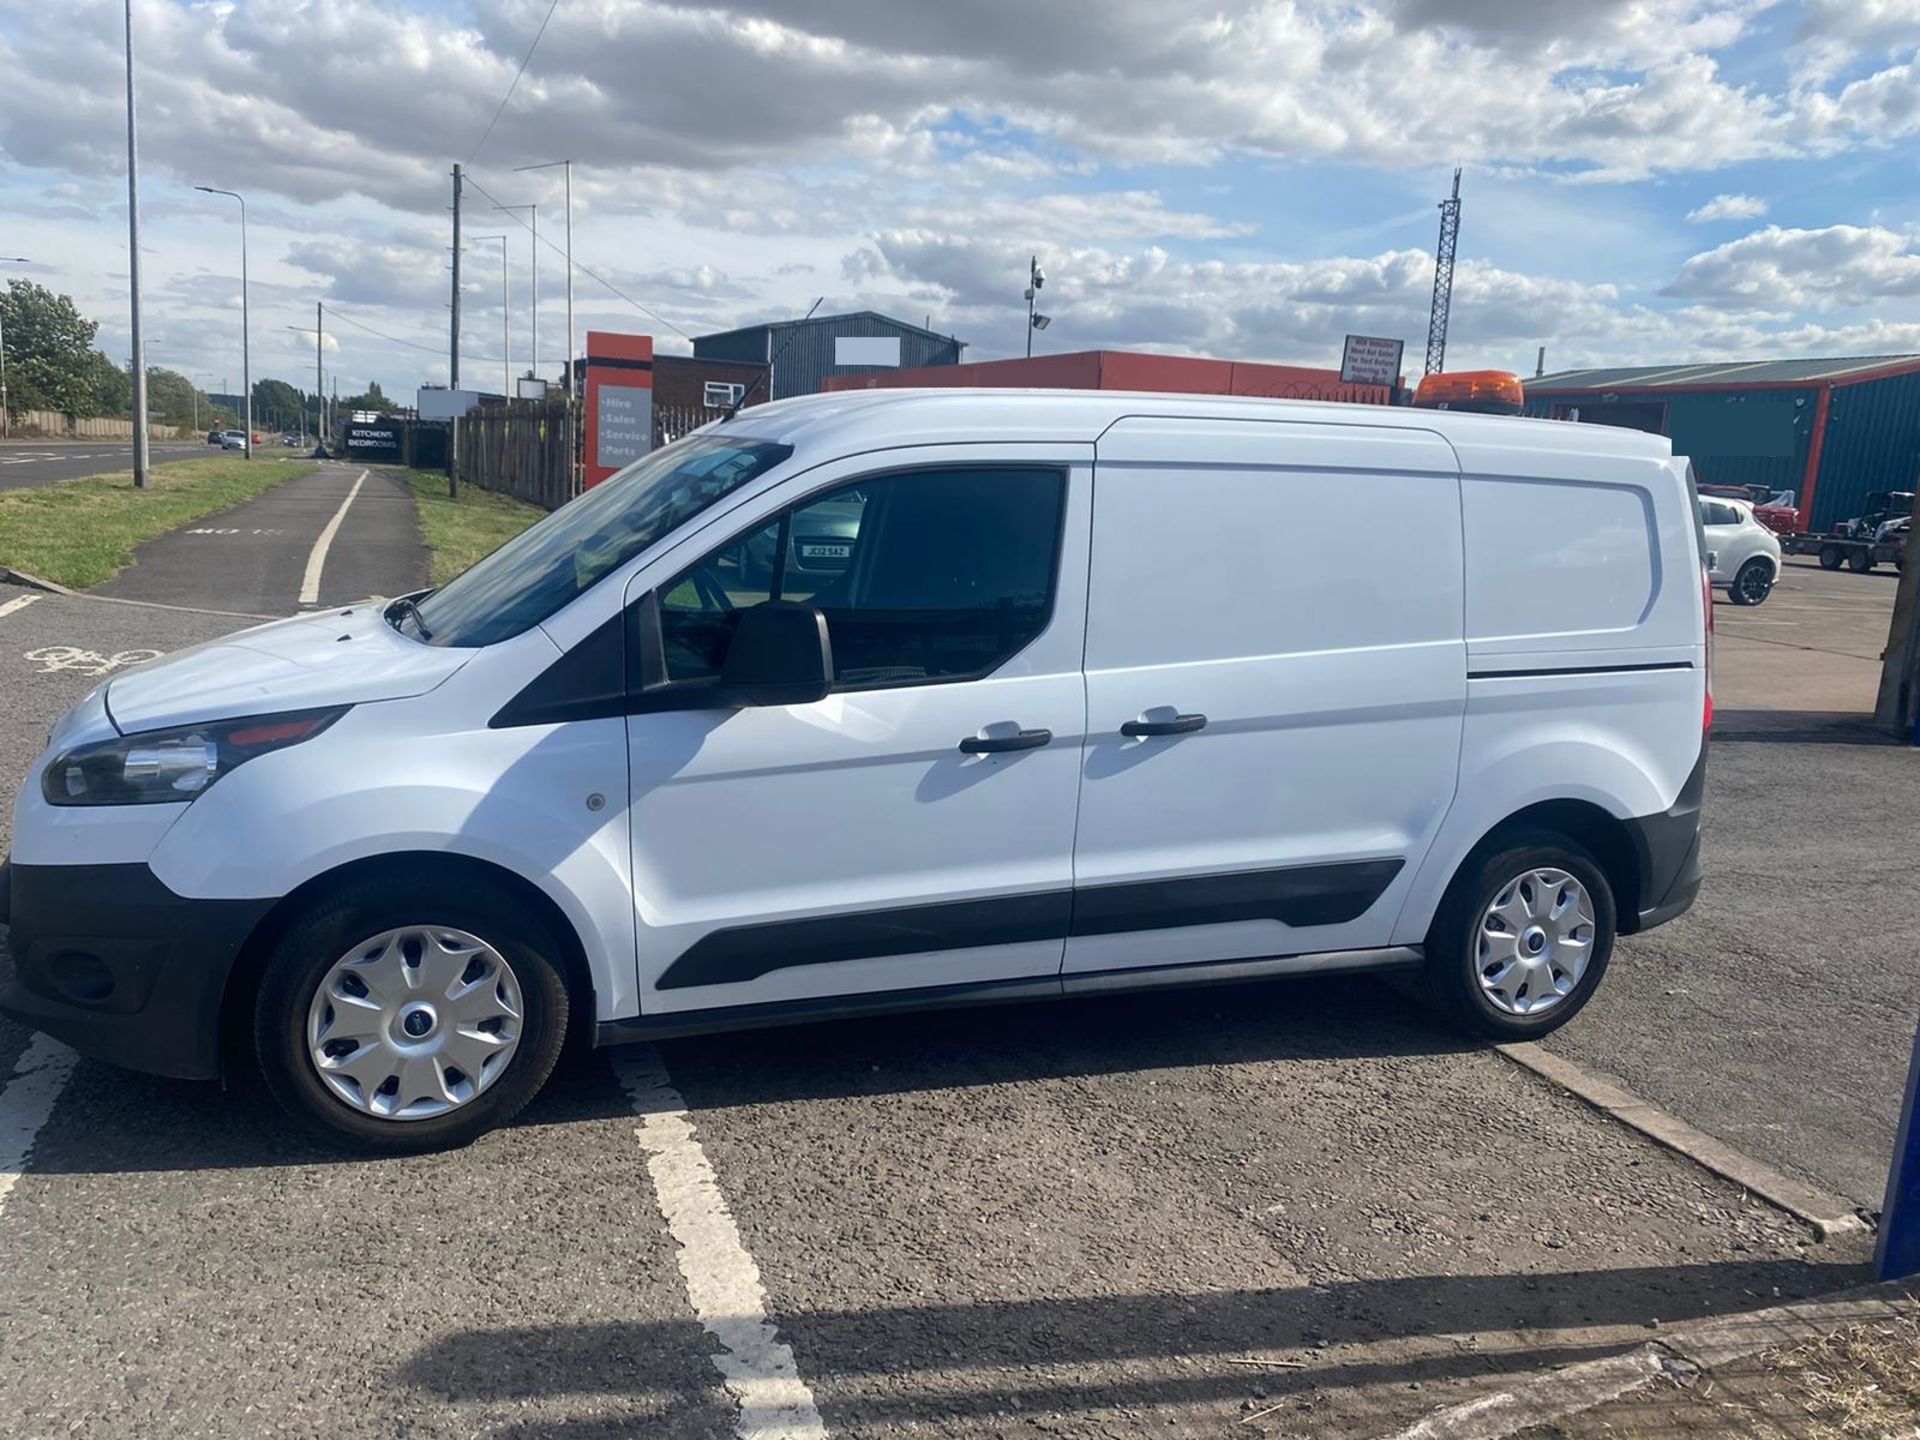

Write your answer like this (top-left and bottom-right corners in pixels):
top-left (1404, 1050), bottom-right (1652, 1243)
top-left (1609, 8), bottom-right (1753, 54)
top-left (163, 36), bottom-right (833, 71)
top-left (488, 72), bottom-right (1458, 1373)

top-left (959, 728), bottom-right (1052, 754)
top-left (1121, 712), bottom-right (1207, 738)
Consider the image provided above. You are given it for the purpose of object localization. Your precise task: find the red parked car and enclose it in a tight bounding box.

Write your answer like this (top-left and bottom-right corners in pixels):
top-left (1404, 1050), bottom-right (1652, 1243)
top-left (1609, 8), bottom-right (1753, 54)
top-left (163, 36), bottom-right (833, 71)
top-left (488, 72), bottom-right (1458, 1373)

top-left (1700, 483), bottom-right (1799, 537)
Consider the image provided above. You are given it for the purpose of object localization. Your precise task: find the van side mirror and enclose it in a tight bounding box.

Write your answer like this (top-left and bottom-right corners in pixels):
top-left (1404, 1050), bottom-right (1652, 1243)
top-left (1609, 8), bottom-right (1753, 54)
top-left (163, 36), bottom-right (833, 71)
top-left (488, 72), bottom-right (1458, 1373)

top-left (720, 601), bottom-right (833, 707)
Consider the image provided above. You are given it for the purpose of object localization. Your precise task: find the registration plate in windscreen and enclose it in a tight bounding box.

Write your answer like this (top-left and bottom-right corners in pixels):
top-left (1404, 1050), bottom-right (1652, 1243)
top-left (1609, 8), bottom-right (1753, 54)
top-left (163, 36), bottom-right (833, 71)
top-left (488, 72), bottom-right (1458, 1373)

top-left (800, 542), bottom-right (851, 563)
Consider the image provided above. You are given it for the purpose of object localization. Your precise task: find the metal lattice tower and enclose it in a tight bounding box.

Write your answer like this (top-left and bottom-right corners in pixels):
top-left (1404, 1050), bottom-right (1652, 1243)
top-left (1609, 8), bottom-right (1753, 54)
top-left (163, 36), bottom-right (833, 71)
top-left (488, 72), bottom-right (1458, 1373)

top-left (1424, 168), bottom-right (1462, 377)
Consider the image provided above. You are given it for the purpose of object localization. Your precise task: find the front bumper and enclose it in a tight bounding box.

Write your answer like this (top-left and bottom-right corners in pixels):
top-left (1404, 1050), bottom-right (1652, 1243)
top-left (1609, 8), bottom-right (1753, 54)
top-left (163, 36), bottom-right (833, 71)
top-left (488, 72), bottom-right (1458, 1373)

top-left (0, 859), bottom-right (272, 1080)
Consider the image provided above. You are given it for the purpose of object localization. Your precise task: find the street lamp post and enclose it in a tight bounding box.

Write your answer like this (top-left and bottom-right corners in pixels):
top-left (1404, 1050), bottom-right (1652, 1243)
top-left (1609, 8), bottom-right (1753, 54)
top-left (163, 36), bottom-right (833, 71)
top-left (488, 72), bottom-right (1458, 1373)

top-left (123, 0), bottom-right (150, 487)
top-left (0, 256), bottom-right (31, 441)
top-left (494, 203), bottom-right (536, 389)
top-left (516, 158), bottom-right (575, 490)
top-left (195, 186), bottom-right (251, 457)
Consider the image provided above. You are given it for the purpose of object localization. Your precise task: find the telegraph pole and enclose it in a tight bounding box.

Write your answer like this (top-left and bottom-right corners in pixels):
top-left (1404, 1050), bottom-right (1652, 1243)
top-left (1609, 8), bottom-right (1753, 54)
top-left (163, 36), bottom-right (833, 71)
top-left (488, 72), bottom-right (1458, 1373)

top-left (315, 302), bottom-right (324, 454)
top-left (123, 0), bottom-right (150, 488)
top-left (449, 163), bottom-right (462, 497)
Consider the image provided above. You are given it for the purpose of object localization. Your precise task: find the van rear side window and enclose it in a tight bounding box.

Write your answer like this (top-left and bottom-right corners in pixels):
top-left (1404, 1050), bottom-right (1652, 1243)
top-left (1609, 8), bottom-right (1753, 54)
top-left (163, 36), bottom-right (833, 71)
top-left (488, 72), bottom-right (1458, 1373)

top-left (1462, 478), bottom-right (1656, 640)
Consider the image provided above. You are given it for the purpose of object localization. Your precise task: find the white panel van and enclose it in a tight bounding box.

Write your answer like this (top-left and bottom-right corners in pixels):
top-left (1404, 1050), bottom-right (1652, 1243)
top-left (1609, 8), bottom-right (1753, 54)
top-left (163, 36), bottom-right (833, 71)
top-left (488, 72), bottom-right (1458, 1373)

top-left (1, 391), bottom-right (1710, 1151)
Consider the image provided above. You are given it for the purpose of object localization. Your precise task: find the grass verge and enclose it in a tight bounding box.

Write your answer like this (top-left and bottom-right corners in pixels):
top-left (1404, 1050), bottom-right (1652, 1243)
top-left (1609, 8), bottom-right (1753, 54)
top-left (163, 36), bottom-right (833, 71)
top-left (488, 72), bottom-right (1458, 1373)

top-left (0, 456), bottom-right (316, 590)
top-left (406, 471), bottom-right (548, 587)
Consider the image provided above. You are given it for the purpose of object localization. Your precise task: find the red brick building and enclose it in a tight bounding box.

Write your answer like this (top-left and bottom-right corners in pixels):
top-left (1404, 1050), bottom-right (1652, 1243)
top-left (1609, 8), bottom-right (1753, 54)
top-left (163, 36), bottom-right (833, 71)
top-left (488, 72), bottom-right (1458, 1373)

top-left (823, 349), bottom-right (1399, 405)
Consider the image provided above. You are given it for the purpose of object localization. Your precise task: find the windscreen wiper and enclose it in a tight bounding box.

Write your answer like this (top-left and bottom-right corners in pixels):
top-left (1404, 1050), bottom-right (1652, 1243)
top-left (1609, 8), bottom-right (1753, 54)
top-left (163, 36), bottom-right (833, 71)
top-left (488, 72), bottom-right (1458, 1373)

top-left (388, 595), bottom-right (433, 641)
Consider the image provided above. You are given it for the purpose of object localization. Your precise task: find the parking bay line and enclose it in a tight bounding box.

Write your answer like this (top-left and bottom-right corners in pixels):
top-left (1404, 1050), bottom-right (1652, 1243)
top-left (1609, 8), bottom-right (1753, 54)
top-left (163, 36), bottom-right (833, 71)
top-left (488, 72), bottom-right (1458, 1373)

top-left (616, 1047), bottom-right (828, 1440)
top-left (0, 1036), bottom-right (78, 1220)
top-left (0, 593), bottom-right (42, 621)
top-left (298, 468), bottom-right (368, 606)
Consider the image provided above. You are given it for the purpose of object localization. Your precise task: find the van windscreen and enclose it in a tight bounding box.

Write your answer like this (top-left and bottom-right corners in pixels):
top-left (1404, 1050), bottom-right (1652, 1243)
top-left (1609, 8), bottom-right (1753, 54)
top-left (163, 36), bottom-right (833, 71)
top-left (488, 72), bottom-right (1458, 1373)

top-left (408, 435), bottom-right (793, 647)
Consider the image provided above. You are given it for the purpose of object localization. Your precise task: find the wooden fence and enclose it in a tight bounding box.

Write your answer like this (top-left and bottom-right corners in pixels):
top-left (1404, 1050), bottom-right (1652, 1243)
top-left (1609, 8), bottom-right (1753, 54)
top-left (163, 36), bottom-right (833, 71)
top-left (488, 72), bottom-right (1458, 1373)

top-left (454, 398), bottom-right (738, 511)
top-left (453, 403), bottom-right (574, 511)
top-left (7, 410), bottom-right (191, 441)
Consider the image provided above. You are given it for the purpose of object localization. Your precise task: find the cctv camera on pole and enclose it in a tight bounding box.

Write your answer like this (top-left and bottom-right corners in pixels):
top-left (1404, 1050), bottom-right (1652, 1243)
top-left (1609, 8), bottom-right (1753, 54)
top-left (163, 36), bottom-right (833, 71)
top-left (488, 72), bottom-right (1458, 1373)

top-left (1025, 255), bottom-right (1047, 358)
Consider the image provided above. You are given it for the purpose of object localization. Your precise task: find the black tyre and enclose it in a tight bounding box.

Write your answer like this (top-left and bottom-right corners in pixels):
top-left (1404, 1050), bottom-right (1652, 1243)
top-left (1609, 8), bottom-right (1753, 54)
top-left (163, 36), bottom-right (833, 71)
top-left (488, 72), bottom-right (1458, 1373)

top-left (1728, 558), bottom-right (1774, 606)
top-left (255, 876), bottom-right (571, 1153)
top-left (1819, 545), bottom-right (1843, 570)
top-left (1421, 831), bottom-right (1616, 1041)
top-left (1848, 548), bottom-right (1874, 572)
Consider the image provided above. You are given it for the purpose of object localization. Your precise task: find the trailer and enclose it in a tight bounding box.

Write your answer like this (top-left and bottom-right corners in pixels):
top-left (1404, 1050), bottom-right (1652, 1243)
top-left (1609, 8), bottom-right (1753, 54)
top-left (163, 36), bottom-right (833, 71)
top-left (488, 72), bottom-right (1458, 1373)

top-left (1784, 489), bottom-right (1914, 573)
top-left (1786, 530), bottom-right (1906, 573)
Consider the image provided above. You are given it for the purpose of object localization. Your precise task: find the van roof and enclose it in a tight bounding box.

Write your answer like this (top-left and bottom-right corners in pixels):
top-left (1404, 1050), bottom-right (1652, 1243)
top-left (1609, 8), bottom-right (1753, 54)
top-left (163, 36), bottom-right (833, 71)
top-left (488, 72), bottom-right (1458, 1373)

top-left (725, 386), bottom-right (1676, 463)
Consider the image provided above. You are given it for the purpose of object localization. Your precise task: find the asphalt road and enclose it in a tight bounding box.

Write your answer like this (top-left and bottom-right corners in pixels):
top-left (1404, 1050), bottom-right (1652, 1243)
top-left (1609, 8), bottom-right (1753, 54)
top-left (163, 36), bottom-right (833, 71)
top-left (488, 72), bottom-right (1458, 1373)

top-left (91, 460), bottom-right (428, 613)
top-left (0, 440), bottom-right (211, 493)
top-left (0, 580), bottom-right (1894, 1438)
top-left (1544, 558), bottom-right (1917, 1209)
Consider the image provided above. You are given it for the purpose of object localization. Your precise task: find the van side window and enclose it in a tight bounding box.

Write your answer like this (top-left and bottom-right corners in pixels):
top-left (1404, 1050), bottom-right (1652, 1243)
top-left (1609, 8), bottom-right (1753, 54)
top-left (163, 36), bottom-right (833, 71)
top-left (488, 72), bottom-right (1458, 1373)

top-left (657, 467), bottom-right (1064, 691)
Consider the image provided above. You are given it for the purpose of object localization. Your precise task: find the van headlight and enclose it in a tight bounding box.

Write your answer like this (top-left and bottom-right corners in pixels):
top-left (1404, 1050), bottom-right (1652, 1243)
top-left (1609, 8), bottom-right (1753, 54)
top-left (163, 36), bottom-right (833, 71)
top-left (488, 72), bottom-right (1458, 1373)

top-left (42, 707), bottom-right (348, 807)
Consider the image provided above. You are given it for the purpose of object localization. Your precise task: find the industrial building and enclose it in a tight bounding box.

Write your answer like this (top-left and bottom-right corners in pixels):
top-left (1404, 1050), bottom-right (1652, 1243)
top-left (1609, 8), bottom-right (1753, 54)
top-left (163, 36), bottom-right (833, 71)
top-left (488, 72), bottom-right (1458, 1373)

top-left (693, 311), bottom-right (964, 400)
top-left (824, 349), bottom-right (1398, 405)
top-left (1525, 356), bottom-right (1920, 533)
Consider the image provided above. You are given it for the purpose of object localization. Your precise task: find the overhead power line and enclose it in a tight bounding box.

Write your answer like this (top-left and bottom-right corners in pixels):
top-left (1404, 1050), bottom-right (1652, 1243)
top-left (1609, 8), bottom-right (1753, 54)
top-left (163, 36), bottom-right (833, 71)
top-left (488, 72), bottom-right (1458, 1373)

top-left (469, 0), bottom-right (561, 164)
top-left (303, 302), bottom-right (511, 368)
top-left (463, 169), bottom-right (693, 340)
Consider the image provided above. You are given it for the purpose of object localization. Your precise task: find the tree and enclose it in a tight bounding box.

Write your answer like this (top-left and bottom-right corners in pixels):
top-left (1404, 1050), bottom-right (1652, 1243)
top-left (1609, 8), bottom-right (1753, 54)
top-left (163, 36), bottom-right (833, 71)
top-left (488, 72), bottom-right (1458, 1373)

top-left (146, 367), bottom-right (217, 429)
top-left (340, 378), bottom-right (398, 415)
top-left (81, 351), bottom-right (130, 418)
top-left (1, 279), bottom-right (103, 416)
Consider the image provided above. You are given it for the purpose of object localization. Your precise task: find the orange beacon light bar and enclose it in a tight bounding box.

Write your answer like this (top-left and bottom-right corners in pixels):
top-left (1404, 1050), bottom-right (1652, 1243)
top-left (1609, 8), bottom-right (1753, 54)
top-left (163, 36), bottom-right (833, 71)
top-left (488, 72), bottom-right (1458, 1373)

top-left (1413, 370), bottom-right (1525, 415)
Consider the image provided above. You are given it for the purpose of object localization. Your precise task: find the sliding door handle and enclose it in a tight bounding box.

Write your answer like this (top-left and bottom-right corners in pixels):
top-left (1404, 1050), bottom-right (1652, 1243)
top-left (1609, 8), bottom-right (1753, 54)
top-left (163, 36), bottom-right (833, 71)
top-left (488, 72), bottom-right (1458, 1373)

top-left (959, 728), bottom-right (1052, 754)
top-left (1121, 712), bottom-right (1207, 738)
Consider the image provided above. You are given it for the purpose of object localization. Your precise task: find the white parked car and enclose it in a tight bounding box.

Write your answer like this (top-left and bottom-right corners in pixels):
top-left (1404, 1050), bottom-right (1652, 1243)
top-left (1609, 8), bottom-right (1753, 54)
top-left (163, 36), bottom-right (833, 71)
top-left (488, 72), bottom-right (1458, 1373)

top-left (0, 390), bottom-right (1712, 1152)
top-left (1699, 495), bottom-right (1782, 605)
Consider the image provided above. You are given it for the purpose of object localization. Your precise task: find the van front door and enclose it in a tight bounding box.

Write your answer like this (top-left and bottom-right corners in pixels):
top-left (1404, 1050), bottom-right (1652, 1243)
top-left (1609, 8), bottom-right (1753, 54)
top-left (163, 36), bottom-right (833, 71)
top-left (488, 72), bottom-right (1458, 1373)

top-left (624, 447), bottom-right (1093, 1014)
top-left (1065, 416), bottom-right (1465, 976)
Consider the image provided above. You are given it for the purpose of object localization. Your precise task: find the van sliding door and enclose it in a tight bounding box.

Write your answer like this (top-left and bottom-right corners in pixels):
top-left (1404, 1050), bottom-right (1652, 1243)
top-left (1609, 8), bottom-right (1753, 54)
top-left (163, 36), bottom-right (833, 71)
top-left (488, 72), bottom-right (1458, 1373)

top-left (1064, 416), bottom-right (1466, 976)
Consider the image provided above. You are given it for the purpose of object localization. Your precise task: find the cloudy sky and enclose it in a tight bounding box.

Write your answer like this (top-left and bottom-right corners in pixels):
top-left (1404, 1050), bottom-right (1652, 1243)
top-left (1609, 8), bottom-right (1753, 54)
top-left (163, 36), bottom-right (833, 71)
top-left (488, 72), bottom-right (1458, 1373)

top-left (2, 0), bottom-right (1918, 400)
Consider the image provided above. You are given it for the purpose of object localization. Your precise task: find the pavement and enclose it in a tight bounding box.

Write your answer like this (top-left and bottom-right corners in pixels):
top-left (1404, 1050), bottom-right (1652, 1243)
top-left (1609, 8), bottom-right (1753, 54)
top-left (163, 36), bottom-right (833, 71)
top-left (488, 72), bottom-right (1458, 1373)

top-left (0, 551), bottom-right (1909, 1437)
top-left (0, 439), bottom-right (211, 493)
top-left (90, 460), bottom-right (428, 613)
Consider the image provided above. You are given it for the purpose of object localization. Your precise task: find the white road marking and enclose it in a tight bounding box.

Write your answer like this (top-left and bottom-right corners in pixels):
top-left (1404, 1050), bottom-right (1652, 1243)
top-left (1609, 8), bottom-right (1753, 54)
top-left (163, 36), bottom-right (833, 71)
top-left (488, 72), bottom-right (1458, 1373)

top-left (0, 1036), bottom-right (78, 1220)
top-left (298, 468), bottom-right (368, 606)
top-left (23, 645), bottom-right (163, 677)
top-left (0, 594), bottom-right (42, 621)
top-left (616, 1049), bottom-right (828, 1440)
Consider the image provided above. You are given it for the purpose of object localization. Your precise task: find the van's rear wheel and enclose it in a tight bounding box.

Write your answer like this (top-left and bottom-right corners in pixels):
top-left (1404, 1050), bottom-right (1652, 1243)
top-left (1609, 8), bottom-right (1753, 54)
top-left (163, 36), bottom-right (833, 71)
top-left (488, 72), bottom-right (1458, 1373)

top-left (255, 879), bottom-right (569, 1153)
top-left (1422, 833), bottom-right (1616, 1040)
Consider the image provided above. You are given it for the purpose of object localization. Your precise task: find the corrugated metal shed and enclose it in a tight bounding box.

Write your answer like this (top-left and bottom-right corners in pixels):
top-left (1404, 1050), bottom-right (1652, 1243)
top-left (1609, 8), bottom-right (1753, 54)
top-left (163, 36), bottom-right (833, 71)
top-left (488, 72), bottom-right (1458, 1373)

top-left (693, 311), bottom-right (965, 400)
top-left (823, 349), bottom-right (1397, 405)
top-left (1533, 356), bottom-right (1920, 389)
top-left (1526, 353), bottom-right (1920, 531)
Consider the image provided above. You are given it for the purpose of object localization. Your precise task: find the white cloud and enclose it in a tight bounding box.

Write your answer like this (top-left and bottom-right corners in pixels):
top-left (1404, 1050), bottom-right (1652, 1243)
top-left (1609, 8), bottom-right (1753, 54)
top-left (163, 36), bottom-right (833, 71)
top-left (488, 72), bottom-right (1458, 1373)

top-left (1687, 193), bottom-right (1769, 222)
top-left (1662, 224), bottom-right (1920, 309)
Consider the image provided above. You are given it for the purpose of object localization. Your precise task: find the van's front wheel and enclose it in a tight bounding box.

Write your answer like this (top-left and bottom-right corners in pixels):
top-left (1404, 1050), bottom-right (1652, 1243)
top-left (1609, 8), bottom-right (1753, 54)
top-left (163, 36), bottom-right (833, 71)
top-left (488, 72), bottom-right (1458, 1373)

top-left (1422, 834), bottom-right (1616, 1040)
top-left (255, 880), bottom-right (570, 1153)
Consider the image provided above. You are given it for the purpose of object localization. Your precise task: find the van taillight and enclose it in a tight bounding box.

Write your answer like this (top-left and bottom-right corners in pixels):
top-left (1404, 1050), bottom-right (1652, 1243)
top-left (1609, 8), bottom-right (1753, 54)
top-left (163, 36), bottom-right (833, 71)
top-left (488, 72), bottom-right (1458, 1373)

top-left (1702, 563), bottom-right (1714, 732)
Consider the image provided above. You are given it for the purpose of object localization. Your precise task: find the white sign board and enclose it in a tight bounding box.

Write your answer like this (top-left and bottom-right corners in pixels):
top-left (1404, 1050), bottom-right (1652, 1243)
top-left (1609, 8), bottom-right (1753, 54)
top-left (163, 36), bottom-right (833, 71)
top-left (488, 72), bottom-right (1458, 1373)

top-left (416, 387), bottom-right (481, 421)
top-left (1340, 335), bottom-right (1405, 387)
top-left (515, 377), bottom-right (549, 401)
top-left (596, 384), bottom-right (653, 470)
top-left (834, 336), bottom-right (902, 368)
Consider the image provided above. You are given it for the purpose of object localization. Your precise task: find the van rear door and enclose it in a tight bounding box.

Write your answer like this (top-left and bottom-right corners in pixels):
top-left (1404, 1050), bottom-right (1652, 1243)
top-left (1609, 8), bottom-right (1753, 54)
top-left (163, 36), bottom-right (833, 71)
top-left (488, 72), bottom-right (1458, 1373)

top-left (1064, 416), bottom-right (1465, 975)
